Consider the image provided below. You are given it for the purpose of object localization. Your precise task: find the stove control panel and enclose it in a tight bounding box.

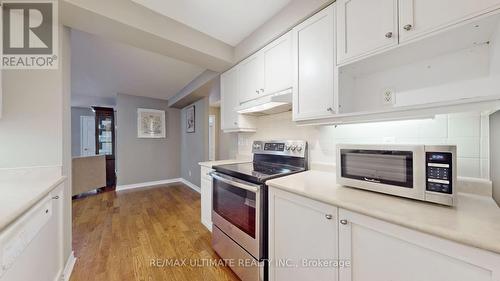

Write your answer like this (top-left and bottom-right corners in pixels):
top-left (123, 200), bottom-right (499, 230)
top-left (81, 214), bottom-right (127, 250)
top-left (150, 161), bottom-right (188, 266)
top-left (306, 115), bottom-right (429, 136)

top-left (252, 140), bottom-right (307, 157)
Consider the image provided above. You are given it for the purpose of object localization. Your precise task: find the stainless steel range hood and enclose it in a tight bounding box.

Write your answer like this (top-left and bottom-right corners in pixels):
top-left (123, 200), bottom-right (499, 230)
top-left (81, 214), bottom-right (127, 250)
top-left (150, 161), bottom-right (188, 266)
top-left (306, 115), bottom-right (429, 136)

top-left (236, 89), bottom-right (292, 116)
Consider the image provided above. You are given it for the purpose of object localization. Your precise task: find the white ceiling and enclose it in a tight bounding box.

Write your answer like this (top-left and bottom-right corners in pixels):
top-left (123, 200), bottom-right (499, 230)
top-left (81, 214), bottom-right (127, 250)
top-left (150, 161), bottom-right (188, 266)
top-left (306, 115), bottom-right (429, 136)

top-left (131, 0), bottom-right (292, 46)
top-left (71, 30), bottom-right (205, 101)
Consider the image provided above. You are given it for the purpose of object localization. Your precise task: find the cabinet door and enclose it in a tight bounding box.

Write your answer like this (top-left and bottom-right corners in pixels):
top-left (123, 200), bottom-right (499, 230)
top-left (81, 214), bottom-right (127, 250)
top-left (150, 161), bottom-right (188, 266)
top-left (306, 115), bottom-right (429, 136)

top-left (220, 67), bottom-right (240, 131)
top-left (399, 0), bottom-right (500, 42)
top-left (269, 187), bottom-right (338, 281)
top-left (292, 4), bottom-right (337, 121)
top-left (337, 0), bottom-right (398, 64)
top-left (200, 178), bottom-right (213, 231)
top-left (338, 209), bottom-right (500, 281)
top-left (238, 54), bottom-right (264, 103)
top-left (262, 32), bottom-right (293, 95)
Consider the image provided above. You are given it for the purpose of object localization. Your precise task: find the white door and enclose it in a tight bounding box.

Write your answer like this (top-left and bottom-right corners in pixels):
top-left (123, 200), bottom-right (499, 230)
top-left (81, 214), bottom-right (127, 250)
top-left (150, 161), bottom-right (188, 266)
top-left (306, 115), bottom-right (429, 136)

top-left (399, 0), bottom-right (500, 42)
top-left (80, 116), bottom-right (95, 156)
top-left (238, 54), bottom-right (264, 103)
top-left (337, 0), bottom-right (399, 64)
top-left (292, 4), bottom-right (336, 121)
top-left (262, 31), bottom-right (293, 95)
top-left (208, 115), bottom-right (216, 161)
top-left (269, 187), bottom-right (338, 281)
top-left (338, 209), bottom-right (499, 281)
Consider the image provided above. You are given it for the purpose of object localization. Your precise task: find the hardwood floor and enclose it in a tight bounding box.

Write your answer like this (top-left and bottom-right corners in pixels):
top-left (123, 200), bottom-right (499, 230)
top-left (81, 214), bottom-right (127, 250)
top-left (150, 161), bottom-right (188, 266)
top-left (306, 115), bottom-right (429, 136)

top-left (71, 184), bottom-right (240, 281)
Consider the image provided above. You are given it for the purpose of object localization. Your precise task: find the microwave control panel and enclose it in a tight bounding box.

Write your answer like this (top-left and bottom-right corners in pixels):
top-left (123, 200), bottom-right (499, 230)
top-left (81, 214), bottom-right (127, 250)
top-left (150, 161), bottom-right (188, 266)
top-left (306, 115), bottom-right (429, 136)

top-left (426, 152), bottom-right (453, 194)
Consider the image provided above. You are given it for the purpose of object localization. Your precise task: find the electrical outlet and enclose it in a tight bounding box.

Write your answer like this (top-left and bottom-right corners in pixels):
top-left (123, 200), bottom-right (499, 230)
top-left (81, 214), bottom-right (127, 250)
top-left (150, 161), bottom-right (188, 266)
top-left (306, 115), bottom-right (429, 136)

top-left (382, 89), bottom-right (395, 106)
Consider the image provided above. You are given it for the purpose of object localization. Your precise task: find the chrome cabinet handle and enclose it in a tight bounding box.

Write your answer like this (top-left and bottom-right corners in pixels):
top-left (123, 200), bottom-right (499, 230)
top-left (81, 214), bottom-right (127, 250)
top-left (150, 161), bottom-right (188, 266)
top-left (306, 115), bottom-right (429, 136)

top-left (340, 219), bottom-right (348, 225)
top-left (385, 32), bottom-right (393, 38)
top-left (325, 214), bottom-right (333, 220)
top-left (52, 196), bottom-right (60, 200)
top-left (327, 107), bottom-right (335, 113)
top-left (403, 24), bottom-right (413, 31)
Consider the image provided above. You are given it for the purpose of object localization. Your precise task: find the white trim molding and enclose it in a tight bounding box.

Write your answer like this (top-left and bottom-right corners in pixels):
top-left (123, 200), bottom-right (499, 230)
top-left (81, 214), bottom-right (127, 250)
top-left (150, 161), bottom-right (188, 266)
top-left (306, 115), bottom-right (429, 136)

top-left (116, 178), bottom-right (201, 194)
top-left (180, 178), bottom-right (201, 193)
top-left (61, 251), bottom-right (76, 281)
top-left (116, 178), bottom-right (183, 191)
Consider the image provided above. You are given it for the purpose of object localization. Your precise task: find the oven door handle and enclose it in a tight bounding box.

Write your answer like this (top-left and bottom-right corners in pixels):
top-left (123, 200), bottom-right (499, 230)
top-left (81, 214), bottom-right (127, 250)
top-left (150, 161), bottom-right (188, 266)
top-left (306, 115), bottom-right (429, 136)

top-left (209, 172), bottom-right (260, 193)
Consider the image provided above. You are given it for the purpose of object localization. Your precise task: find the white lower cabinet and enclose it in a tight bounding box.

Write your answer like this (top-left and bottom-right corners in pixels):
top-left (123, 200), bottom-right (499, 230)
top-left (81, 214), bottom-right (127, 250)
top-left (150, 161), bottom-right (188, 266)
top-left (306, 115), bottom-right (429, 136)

top-left (269, 188), bottom-right (500, 281)
top-left (0, 182), bottom-right (65, 281)
top-left (200, 166), bottom-right (213, 231)
top-left (269, 187), bottom-right (338, 281)
top-left (338, 208), bottom-right (500, 281)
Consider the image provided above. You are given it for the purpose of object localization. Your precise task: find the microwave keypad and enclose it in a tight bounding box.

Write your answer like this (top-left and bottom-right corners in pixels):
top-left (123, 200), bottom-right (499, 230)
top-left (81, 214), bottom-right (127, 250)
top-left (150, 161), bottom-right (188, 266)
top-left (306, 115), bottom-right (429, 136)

top-left (426, 153), bottom-right (453, 194)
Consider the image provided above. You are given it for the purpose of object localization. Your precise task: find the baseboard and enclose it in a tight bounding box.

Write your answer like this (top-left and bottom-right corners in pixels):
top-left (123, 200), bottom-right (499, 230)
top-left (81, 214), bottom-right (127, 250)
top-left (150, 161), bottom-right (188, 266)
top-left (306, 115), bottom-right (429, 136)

top-left (180, 178), bottom-right (201, 193)
top-left (61, 251), bottom-right (76, 281)
top-left (116, 178), bottom-right (183, 191)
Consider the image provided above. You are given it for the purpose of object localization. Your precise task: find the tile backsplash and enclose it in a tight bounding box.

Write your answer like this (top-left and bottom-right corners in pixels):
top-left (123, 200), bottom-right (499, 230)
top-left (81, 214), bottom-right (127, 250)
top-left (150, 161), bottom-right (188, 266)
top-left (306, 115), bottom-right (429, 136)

top-left (238, 111), bottom-right (490, 179)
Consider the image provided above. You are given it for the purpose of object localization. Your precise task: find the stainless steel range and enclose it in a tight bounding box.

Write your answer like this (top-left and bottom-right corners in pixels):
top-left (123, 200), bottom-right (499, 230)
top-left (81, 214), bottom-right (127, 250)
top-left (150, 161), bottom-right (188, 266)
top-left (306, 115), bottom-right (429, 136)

top-left (210, 140), bottom-right (308, 281)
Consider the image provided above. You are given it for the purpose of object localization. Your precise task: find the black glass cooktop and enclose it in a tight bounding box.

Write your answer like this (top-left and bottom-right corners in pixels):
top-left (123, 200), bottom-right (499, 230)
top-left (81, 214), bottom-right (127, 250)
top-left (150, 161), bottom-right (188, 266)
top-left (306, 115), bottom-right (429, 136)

top-left (213, 162), bottom-right (306, 184)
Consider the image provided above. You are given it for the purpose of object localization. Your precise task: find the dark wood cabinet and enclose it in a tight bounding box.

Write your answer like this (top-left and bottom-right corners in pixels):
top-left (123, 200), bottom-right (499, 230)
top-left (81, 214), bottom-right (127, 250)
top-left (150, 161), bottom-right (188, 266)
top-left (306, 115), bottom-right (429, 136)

top-left (93, 107), bottom-right (116, 187)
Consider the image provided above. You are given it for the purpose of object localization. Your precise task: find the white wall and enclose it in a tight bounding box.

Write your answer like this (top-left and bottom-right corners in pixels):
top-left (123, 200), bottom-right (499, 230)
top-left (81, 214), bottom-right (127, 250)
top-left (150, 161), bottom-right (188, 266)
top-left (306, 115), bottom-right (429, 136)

top-left (238, 111), bottom-right (489, 179)
top-left (0, 70), bottom-right (63, 167)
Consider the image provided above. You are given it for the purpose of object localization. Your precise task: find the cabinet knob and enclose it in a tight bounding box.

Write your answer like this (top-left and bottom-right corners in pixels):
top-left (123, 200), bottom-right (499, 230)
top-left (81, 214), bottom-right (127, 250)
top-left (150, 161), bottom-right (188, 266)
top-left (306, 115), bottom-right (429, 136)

top-left (327, 107), bottom-right (335, 113)
top-left (325, 214), bottom-right (333, 220)
top-left (52, 196), bottom-right (60, 200)
top-left (340, 219), bottom-right (348, 225)
top-left (385, 32), bottom-right (393, 38)
top-left (403, 24), bottom-right (413, 31)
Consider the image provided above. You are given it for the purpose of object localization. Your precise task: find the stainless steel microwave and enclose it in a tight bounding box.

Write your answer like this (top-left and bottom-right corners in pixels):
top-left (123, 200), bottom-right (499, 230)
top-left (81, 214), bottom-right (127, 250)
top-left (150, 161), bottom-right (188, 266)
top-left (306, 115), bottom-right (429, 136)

top-left (336, 144), bottom-right (457, 206)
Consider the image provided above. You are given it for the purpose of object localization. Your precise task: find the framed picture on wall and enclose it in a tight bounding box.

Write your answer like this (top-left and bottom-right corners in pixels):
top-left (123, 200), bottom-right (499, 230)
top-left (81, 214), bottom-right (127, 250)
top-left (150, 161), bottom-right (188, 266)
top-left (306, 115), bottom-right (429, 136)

top-left (137, 108), bottom-right (166, 138)
top-left (186, 105), bottom-right (195, 133)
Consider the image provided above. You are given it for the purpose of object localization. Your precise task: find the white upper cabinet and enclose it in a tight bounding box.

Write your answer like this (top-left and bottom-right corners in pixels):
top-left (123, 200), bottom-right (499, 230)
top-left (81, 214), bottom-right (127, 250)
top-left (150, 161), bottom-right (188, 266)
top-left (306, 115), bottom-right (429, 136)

top-left (221, 67), bottom-right (256, 132)
top-left (238, 55), bottom-right (264, 103)
top-left (269, 187), bottom-right (338, 281)
top-left (262, 32), bottom-right (293, 95)
top-left (238, 32), bottom-right (293, 104)
top-left (337, 0), bottom-right (399, 64)
top-left (292, 4), bottom-right (336, 121)
top-left (399, 0), bottom-right (500, 43)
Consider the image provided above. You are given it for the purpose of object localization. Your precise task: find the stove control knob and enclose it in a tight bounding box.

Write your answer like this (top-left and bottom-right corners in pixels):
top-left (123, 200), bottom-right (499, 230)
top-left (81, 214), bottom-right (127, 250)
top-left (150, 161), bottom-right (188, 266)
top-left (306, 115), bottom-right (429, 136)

top-left (291, 145), bottom-right (297, 151)
top-left (285, 145), bottom-right (291, 151)
top-left (296, 146), bottom-right (303, 152)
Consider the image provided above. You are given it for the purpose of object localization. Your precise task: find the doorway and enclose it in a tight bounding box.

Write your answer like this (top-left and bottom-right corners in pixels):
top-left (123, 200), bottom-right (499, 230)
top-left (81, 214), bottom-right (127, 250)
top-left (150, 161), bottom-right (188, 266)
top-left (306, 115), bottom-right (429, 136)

top-left (209, 115), bottom-right (216, 161)
top-left (80, 115), bottom-right (96, 156)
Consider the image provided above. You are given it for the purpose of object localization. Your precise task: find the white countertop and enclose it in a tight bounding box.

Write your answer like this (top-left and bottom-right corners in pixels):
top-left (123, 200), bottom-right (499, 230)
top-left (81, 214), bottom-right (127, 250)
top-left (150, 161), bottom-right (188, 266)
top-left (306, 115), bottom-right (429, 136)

top-left (267, 170), bottom-right (500, 255)
top-left (199, 159), bottom-right (251, 168)
top-left (0, 167), bottom-right (66, 231)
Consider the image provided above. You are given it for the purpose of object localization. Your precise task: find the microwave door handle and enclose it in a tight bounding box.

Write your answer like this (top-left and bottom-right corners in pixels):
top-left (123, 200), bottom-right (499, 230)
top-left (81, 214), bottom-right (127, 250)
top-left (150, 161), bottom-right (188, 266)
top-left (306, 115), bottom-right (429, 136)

top-left (209, 172), bottom-right (260, 193)
top-left (363, 177), bottom-right (381, 183)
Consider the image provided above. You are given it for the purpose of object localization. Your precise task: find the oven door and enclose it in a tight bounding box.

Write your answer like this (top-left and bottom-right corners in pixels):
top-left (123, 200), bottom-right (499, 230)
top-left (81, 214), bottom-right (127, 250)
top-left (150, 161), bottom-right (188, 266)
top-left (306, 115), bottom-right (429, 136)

top-left (210, 172), bottom-right (263, 259)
